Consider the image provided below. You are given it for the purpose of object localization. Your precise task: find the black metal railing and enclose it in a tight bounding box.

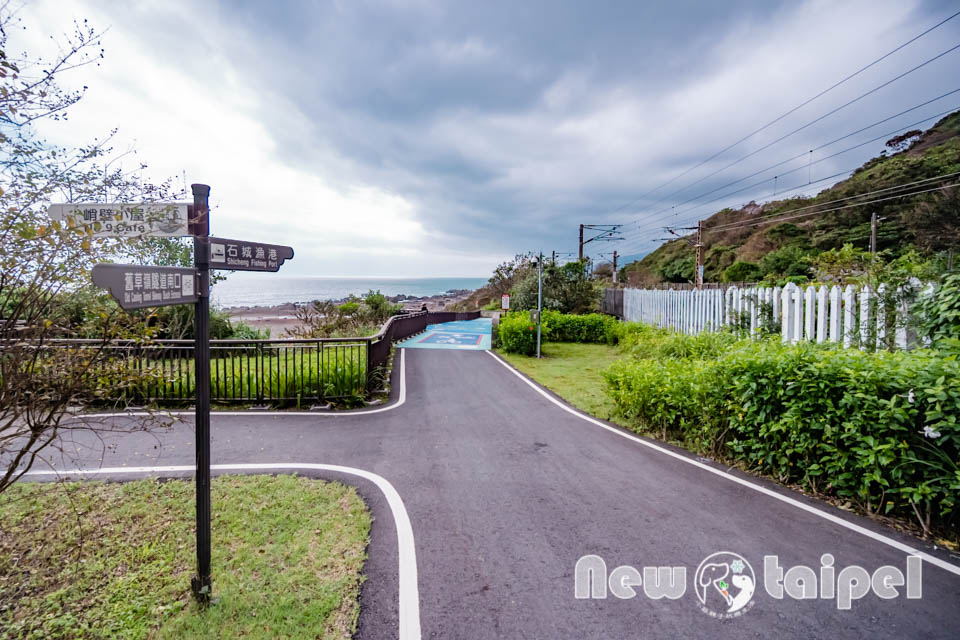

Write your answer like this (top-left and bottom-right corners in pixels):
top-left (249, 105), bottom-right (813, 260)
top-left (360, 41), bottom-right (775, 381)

top-left (27, 310), bottom-right (481, 407)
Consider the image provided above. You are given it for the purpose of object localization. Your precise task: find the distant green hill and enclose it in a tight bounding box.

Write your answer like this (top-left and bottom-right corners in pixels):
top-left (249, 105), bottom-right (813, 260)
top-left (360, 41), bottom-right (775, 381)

top-left (622, 111), bottom-right (960, 286)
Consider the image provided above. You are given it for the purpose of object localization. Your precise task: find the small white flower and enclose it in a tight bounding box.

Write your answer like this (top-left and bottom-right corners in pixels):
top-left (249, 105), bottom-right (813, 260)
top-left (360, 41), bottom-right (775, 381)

top-left (907, 389), bottom-right (915, 404)
top-left (922, 426), bottom-right (941, 439)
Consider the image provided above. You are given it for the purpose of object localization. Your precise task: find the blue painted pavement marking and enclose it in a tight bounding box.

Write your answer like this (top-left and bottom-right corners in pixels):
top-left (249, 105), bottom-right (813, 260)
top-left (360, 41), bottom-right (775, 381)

top-left (397, 317), bottom-right (492, 351)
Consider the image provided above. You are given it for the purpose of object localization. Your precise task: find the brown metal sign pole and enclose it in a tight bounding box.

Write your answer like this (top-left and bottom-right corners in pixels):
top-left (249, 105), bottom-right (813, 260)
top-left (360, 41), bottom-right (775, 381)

top-left (190, 183), bottom-right (213, 603)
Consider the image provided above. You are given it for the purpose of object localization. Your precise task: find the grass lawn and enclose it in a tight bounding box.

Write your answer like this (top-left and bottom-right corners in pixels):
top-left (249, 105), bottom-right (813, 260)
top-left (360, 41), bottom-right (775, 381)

top-left (496, 342), bottom-right (632, 429)
top-left (0, 475), bottom-right (370, 639)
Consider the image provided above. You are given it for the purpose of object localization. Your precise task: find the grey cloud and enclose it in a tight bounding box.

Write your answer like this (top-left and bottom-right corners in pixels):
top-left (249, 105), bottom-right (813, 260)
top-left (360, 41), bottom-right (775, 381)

top-left (102, 0), bottom-right (960, 266)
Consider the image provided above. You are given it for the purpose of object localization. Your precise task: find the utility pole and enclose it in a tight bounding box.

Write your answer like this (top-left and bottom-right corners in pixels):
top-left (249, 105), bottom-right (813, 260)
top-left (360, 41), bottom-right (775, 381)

top-left (870, 211), bottom-right (878, 255)
top-left (551, 250), bottom-right (556, 266)
top-left (694, 220), bottom-right (704, 290)
top-left (612, 250), bottom-right (618, 284)
top-left (578, 224), bottom-right (623, 262)
top-left (536, 252), bottom-right (543, 359)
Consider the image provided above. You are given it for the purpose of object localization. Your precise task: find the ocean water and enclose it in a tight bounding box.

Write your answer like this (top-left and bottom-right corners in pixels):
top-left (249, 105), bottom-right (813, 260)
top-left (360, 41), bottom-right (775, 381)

top-left (212, 273), bottom-right (487, 308)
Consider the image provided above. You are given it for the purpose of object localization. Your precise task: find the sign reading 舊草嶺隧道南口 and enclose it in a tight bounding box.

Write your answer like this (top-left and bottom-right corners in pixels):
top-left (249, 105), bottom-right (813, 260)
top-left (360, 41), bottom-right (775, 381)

top-left (208, 237), bottom-right (293, 272)
top-left (91, 263), bottom-right (198, 310)
top-left (47, 202), bottom-right (190, 237)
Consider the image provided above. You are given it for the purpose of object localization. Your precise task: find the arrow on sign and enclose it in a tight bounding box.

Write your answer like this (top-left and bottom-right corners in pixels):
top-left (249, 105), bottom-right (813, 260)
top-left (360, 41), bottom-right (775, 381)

top-left (92, 263), bottom-right (199, 310)
top-left (207, 237), bottom-right (294, 272)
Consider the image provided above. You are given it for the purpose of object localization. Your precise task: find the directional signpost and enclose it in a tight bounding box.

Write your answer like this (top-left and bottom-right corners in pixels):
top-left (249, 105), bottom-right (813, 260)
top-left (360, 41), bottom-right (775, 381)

top-left (208, 237), bottom-right (294, 271)
top-left (47, 202), bottom-right (190, 237)
top-left (91, 264), bottom-right (198, 309)
top-left (63, 183), bottom-right (295, 604)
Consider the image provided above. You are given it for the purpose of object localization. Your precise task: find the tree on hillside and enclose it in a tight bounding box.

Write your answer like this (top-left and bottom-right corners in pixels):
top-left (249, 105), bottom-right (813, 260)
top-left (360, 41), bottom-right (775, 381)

top-left (511, 259), bottom-right (599, 313)
top-left (0, 11), bottom-right (175, 493)
top-left (487, 253), bottom-right (534, 298)
top-left (910, 187), bottom-right (960, 256)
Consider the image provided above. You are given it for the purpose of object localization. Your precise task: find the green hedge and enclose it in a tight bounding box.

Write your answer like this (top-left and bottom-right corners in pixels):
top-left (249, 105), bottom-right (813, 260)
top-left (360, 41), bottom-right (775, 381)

top-left (541, 311), bottom-right (618, 344)
top-left (603, 335), bottom-right (960, 535)
top-left (497, 312), bottom-right (543, 355)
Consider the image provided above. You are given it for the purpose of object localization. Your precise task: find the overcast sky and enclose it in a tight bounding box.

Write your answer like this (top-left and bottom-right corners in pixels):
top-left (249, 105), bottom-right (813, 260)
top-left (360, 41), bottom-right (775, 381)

top-left (18, 0), bottom-right (960, 276)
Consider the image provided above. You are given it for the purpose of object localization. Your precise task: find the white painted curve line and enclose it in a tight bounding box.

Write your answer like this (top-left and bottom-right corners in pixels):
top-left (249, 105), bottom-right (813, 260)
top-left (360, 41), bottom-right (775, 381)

top-left (486, 350), bottom-right (960, 578)
top-left (78, 348), bottom-right (407, 419)
top-left (23, 462), bottom-right (422, 640)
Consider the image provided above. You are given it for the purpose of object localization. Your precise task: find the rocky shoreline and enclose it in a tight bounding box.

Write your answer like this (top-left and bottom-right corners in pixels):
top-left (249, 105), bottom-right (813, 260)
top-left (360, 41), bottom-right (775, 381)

top-left (226, 288), bottom-right (477, 335)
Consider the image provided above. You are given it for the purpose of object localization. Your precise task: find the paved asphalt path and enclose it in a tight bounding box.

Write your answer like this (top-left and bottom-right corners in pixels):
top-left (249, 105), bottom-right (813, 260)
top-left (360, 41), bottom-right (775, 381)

top-left (19, 348), bottom-right (960, 639)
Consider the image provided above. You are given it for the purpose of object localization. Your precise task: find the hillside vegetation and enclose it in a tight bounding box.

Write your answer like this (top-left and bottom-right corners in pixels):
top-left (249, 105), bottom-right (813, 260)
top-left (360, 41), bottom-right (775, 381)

top-left (623, 111), bottom-right (960, 286)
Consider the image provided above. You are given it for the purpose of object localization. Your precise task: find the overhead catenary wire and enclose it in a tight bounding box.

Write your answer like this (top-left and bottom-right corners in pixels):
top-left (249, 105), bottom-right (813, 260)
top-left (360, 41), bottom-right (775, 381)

top-left (619, 172), bottom-right (960, 257)
top-left (614, 102), bottom-right (960, 251)
top-left (642, 42), bottom-right (960, 216)
top-left (686, 169), bottom-right (960, 232)
top-left (638, 99), bottom-right (960, 226)
top-left (597, 9), bottom-right (960, 220)
top-left (610, 95), bottom-right (960, 251)
top-left (695, 181), bottom-right (960, 233)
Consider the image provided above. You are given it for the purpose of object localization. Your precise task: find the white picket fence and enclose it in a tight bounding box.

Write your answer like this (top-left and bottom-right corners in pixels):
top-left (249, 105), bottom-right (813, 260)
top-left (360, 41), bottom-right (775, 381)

top-left (622, 282), bottom-right (927, 349)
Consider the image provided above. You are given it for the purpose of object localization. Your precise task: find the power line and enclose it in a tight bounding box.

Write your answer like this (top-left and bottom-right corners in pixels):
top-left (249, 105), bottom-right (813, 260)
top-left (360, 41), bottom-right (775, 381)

top-left (643, 41), bottom-right (960, 215)
top-left (615, 101), bottom-right (960, 247)
top-left (683, 170), bottom-right (960, 233)
top-left (597, 8), bottom-right (960, 220)
top-left (641, 99), bottom-right (960, 225)
top-left (699, 180), bottom-right (959, 233)
top-left (617, 171), bottom-right (960, 257)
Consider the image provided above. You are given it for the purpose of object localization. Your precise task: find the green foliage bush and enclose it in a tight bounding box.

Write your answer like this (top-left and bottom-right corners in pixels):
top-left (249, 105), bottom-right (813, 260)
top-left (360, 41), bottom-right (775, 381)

top-left (496, 312), bottom-right (542, 355)
top-left (916, 272), bottom-right (960, 349)
top-left (723, 261), bottom-right (762, 283)
top-left (759, 245), bottom-right (813, 280)
top-left (541, 311), bottom-right (617, 344)
top-left (603, 333), bottom-right (960, 535)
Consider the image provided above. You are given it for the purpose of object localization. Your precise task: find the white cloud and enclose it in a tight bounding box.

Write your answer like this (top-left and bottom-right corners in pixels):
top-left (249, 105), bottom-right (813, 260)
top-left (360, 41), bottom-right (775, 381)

top-left (18, 0), bottom-right (449, 276)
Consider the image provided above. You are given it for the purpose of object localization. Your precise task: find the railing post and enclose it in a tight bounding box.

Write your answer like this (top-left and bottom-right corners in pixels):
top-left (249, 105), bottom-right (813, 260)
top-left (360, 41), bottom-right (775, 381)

top-left (366, 337), bottom-right (373, 394)
top-left (257, 342), bottom-right (264, 404)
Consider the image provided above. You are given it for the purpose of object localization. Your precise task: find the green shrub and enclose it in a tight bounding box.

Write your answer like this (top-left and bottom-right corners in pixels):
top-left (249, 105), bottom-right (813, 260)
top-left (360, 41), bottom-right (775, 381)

top-left (916, 272), bottom-right (960, 349)
top-left (541, 311), bottom-right (617, 343)
top-left (497, 312), bottom-right (542, 355)
top-left (625, 327), bottom-right (740, 360)
top-left (602, 333), bottom-right (960, 535)
top-left (723, 261), bottom-right (762, 283)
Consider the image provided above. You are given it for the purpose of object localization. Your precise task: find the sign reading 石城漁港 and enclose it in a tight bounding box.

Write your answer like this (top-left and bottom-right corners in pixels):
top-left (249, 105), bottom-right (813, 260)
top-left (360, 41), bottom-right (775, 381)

top-left (47, 202), bottom-right (190, 237)
top-left (208, 237), bottom-right (294, 272)
top-left (91, 263), bottom-right (198, 310)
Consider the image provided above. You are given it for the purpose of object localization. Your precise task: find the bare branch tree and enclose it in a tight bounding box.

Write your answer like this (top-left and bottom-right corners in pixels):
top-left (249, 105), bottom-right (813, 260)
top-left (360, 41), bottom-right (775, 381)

top-left (0, 7), bottom-right (180, 493)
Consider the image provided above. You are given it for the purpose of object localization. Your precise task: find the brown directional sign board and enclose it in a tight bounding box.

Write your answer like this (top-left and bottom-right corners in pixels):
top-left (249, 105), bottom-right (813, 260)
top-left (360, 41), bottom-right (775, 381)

top-left (208, 237), bottom-right (293, 272)
top-left (92, 263), bottom-right (199, 310)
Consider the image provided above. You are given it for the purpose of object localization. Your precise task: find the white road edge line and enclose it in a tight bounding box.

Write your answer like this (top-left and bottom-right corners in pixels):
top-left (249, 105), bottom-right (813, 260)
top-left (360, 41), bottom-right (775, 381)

top-left (76, 348), bottom-right (407, 419)
top-left (485, 350), bottom-right (960, 578)
top-left (22, 462), bottom-right (422, 640)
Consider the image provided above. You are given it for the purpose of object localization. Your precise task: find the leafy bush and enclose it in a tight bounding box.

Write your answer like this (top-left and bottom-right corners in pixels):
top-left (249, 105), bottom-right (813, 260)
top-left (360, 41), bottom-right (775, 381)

top-left (627, 329), bottom-right (740, 360)
top-left (541, 311), bottom-right (617, 343)
top-left (657, 256), bottom-right (694, 283)
top-left (603, 333), bottom-right (960, 536)
top-left (759, 245), bottom-right (813, 280)
top-left (916, 272), bottom-right (960, 349)
top-left (496, 312), bottom-right (542, 355)
top-left (723, 261), bottom-right (762, 283)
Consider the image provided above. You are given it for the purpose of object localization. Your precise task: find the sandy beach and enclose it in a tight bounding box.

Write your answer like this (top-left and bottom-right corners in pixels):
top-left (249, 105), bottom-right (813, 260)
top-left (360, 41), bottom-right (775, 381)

top-left (226, 289), bottom-right (477, 336)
